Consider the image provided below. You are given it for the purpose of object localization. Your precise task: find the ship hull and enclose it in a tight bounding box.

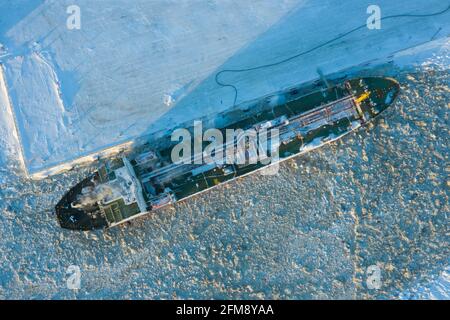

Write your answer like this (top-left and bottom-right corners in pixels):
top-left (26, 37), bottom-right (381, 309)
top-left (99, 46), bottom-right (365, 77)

top-left (56, 77), bottom-right (400, 230)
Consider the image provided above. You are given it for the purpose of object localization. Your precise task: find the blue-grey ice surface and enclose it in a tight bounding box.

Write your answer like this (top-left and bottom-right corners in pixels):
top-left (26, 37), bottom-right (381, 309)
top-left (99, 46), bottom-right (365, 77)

top-left (0, 64), bottom-right (448, 299)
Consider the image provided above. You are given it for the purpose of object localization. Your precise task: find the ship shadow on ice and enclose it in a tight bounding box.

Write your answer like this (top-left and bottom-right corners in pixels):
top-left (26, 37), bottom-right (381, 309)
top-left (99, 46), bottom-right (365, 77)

top-left (0, 1), bottom-right (44, 45)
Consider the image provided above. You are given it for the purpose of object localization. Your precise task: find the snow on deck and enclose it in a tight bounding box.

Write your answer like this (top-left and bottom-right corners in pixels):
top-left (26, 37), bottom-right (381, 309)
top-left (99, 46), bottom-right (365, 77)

top-left (0, 0), bottom-right (448, 177)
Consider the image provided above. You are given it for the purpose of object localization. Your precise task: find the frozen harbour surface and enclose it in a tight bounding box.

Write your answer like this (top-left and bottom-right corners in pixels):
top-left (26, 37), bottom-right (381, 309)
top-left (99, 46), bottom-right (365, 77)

top-left (0, 0), bottom-right (449, 299)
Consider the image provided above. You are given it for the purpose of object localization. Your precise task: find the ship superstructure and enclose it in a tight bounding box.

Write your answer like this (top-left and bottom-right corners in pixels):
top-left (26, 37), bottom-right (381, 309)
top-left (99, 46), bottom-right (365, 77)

top-left (56, 77), bottom-right (400, 230)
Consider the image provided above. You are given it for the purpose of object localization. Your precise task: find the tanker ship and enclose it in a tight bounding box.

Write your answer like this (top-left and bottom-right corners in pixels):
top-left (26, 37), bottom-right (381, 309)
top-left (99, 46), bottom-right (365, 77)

top-left (56, 77), bottom-right (400, 230)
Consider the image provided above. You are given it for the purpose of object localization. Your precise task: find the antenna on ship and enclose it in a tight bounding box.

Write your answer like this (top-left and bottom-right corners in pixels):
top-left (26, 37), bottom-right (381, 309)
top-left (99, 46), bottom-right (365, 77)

top-left (316, 67), bottom-right (332, 89)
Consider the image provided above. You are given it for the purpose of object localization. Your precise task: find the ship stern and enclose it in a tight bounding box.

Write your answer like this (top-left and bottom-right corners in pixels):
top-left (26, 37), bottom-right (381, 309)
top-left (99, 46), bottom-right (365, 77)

top-left (55, 176), bottom-right (108, 231)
